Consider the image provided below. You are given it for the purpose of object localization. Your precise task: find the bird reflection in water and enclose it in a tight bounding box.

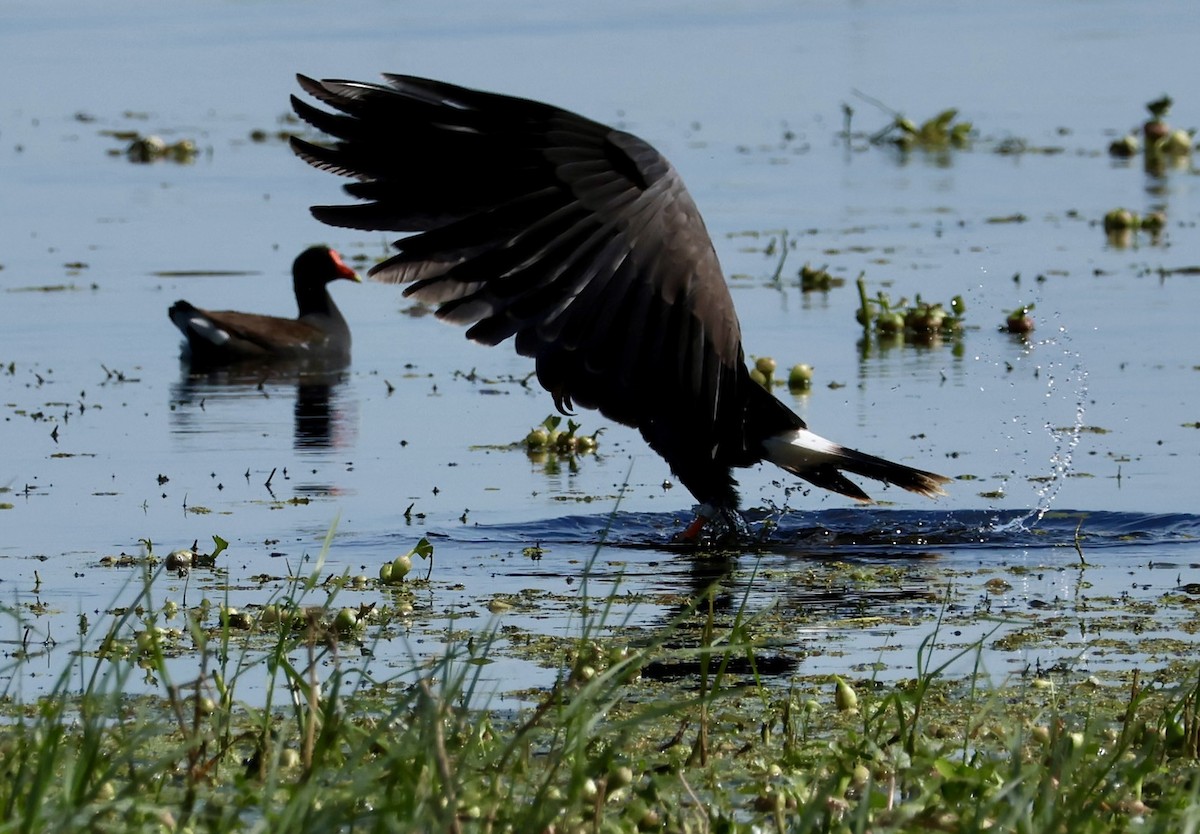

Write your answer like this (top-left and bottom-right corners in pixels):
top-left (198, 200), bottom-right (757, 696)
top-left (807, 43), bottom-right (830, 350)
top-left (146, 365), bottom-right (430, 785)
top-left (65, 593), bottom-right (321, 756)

top-left (293, 376), bottom-right (341, 450)
top-left (169, 355), bottom-right (355, 499)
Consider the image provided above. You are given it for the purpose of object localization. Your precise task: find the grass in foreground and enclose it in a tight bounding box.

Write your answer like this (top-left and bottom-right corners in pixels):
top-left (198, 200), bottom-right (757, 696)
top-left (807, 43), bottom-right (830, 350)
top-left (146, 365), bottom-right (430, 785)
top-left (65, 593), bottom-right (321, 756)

top-left (3, 543), bottom-right (1200, 834)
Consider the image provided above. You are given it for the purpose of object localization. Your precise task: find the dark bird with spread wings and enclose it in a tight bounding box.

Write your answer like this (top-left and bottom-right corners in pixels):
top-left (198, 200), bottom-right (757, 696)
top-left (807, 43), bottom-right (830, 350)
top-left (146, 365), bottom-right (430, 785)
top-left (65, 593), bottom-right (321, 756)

top-left (289, 74), bottom-right (950, 536)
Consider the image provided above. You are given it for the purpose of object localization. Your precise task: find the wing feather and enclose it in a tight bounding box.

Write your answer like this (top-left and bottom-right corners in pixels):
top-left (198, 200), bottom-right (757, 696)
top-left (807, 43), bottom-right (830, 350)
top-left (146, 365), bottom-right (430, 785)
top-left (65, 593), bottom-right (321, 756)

top-left (291, 73), bottom-right (782, 505)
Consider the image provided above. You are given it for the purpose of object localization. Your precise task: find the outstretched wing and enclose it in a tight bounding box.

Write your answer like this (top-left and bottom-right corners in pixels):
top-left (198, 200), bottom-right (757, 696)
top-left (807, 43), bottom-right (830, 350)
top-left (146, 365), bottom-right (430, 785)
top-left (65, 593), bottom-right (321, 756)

top-left (291, 74), bottom-right (799, 504)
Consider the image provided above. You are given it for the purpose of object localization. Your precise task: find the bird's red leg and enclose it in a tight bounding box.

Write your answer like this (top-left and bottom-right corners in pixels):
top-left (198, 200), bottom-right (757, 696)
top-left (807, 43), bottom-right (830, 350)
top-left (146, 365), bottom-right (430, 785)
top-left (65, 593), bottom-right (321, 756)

top-left (679, 514), bottom-right (710, 541)
top-left (674, 504), bottom-right (716, 543)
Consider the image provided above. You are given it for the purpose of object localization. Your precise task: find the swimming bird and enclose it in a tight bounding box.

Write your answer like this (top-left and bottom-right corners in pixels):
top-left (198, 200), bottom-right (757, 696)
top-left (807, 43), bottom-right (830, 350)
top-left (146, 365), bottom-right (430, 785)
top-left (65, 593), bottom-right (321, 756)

top-left (289, 75), bottom-right (950, 535)
top-left (169, 246), bottom-right (360, 368)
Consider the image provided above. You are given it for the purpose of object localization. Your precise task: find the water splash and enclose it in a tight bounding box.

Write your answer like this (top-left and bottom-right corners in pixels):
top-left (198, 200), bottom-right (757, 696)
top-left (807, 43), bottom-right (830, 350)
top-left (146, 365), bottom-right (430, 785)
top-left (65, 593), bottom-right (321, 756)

top-left (1028, 325), bottom-right (1089, 525)
top-left (992, 318), bottom-right (1090, 535)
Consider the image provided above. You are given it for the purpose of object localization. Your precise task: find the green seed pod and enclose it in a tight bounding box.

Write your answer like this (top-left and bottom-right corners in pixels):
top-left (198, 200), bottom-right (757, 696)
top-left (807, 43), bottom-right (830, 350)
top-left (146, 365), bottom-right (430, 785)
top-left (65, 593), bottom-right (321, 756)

top-left (391, 553), bottom-right (412, 581)
top-left (1108, 135), bottom-right (1139, 157)
top-left (524, 427), bottom-right (549, 449)
top-left (333, 607), bottom-right (358, 633)
top-left (127, 135), bottom-right (166, 163)
top-left (228, 612), bottom-right (253, 630)
top-left (788, 363), bottom-right (814, 390)
top-left (876, 311), bottom-right (905, 335)
top-left (1140, 211), bottom-right (1166, 232)
top-left (1103, 208), bottom-right (1136, 232)
top-left (169, 139), bottom-right (198, 162)
top-left (165, 549), bottom-right (193, 570)
top-left (608, 765), bottom-right (634, 789)
top-left (834, 676), bottom-right (858, 712)
top-left (1163, 129), bottom-right (1193, 155)
top-left (1006, 308), bottom-right (1035, 333)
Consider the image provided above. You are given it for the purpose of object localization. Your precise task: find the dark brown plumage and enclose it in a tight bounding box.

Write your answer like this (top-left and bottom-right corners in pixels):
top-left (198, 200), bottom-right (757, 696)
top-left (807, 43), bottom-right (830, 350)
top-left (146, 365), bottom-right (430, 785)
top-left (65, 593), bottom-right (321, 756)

top-left (169, 246), bottom-right (360, 368)
top-left (289, 75), bottom-right (950, 523)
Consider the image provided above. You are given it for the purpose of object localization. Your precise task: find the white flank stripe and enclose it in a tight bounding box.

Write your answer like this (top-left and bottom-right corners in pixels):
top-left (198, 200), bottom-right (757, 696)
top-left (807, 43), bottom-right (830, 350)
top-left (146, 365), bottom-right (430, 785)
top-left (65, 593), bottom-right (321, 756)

top-left (187, 317), bottom-right (230, 346)
top-left (762, 428), bottom-right (843, 471)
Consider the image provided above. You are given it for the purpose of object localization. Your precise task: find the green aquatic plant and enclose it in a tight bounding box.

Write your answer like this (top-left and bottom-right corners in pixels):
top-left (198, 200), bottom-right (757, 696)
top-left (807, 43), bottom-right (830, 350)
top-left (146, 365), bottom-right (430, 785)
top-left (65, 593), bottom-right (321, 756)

top-left (378, 536), bottom-right (434, 584)
top-left (103, 130), bottom-right (199, 164)
top-left (1005, 303), bottom-right (1036, 334)
top-left (800, 262), bottom-right (842, 292)
top-left (788, 363), bottom-right (815, 391)
top-left (749, 357), bottom-right (817, 393)
top-left (1109, 95), bottom-right (1194, 174)
top-left (1103, 207), bottom-right (1167, 248)
top-left (871, 108), bottom-right (973, 151)
top-left (522, 414), bottom-right (601, 465)
top-left (856, 275), bottom-right (966, 345)
top-left (6, 521), bottom-right (1200, 831)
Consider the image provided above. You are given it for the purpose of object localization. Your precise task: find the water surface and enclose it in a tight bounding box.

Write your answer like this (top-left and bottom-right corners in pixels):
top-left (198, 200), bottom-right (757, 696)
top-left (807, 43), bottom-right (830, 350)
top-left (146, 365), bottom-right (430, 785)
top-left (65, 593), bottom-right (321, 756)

top-left (2, 0), bottom-right (1198, 703)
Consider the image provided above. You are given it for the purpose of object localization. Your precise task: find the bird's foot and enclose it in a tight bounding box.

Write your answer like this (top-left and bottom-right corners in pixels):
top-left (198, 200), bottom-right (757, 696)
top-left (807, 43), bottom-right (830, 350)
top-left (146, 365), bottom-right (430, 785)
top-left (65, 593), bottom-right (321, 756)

top-left (673, 505), bottom-right (748, 545)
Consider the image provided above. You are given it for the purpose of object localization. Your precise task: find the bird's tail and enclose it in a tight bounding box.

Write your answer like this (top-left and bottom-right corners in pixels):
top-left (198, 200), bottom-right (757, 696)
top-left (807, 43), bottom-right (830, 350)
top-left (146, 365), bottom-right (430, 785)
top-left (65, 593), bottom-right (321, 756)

top-left (762, 428), bottom-right (950, 503)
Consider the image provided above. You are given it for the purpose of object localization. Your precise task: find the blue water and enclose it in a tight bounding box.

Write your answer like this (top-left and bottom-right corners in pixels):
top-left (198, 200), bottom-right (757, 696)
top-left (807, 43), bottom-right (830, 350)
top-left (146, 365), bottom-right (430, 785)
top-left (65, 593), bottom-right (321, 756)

top-left (1, 0), bottom-right (1199, 704)
top-left (467, 509), bottom-right (1200, 551)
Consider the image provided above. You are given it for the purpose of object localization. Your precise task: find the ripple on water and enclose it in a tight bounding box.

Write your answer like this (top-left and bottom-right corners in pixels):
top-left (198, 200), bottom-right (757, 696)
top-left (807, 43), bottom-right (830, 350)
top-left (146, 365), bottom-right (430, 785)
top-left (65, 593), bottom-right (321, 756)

top-left (449, 508), bottom-right (1200, 553)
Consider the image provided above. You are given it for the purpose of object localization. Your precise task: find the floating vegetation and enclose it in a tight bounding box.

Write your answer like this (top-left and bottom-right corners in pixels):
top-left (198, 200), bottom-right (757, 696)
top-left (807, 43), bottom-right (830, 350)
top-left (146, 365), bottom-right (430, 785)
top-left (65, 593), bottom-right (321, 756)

top-left (750, 355), bottom-right (777, 389)
top-left (787, 362), bottom-right (814, 391)
top-left (871, 107), bottom-right (973, 151)
top-left (163, 548), bottom-right (193, 570)
top-left (749, 356), bottom-right (816, 393)
top-left (855, 275), bottom-right (966, 345)
top-left (1109, 95), bottom-right (1195, 160)
top-left (6, 282), bottom-right (98, 293)
top-left (799, 262), bottom-right (843, 292)
top-left (1102, 207), bottom-right (1167, 248)
top-left (378, 536), bottom-right (434, 584)
top-left (100, 534), bottom-right (227, 572)
top-left (1004, 303), bottom-right (1036, 334)
top-left (105, 131), bottom-right (199, 163)
top-left (8, 536), bottom-right (1200, 832)
top-left (522, 414), bottom-right (600, 458)
top-left (248, 125), bottom-right (300, 144)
